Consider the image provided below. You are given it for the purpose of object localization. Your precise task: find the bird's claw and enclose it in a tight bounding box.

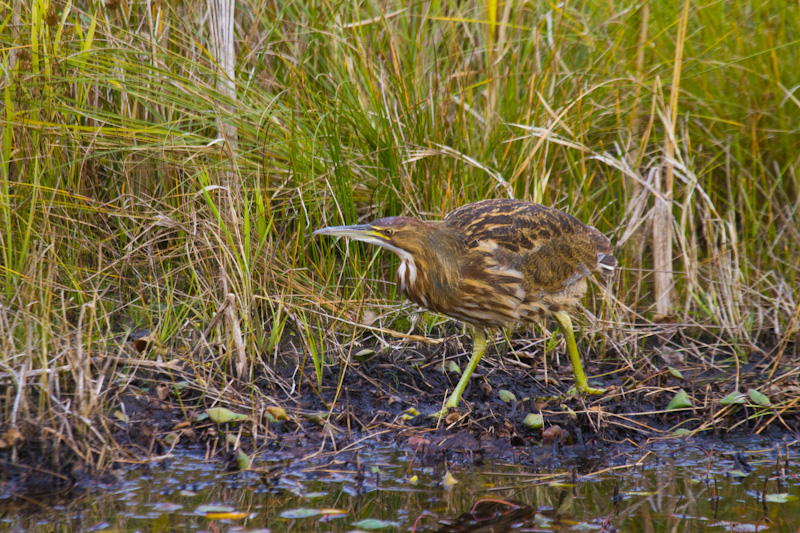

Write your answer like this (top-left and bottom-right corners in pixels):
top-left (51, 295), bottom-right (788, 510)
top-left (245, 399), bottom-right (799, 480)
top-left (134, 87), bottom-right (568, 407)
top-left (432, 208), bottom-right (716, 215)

top-left (566, 384), bottom-right (607, 396)
top-left (429, 406), bottom-right (464, 424)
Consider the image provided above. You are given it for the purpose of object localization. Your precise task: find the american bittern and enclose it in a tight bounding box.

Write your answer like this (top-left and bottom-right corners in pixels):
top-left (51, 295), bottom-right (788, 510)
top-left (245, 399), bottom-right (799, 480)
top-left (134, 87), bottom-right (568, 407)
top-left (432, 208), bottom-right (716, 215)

top-left (315, 199), bottom-right (615, 414)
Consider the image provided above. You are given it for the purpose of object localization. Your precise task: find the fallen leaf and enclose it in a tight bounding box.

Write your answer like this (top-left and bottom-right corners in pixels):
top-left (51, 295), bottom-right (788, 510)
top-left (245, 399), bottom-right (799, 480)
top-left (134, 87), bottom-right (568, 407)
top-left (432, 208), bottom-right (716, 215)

top-left (542, 425), bottom-right (564, 443)
top-left (206, 407), bottom-right (247, 423)
top-left (523, 413), bottom-right (543, 428)
top-left (498, 390), bottom-right (517, 404)
top-left (747, 389), bottom-right (771, 407)
top-left (720, 391), bottom-right (746, 406)
top-left (266, 406), bottom-right (288, 420)
top-left (666, 389), bottom-right (692, 410)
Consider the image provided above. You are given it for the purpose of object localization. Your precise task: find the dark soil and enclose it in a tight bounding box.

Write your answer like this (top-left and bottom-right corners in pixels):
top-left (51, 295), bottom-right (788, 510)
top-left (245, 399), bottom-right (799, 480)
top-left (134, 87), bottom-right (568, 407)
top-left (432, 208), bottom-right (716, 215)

top-left (2, 331), bottom-right (798, 500)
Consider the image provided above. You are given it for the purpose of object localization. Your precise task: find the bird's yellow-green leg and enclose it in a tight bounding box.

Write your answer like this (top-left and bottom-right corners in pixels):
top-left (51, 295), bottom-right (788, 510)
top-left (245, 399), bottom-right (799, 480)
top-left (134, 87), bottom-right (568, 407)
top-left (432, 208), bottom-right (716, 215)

top-left (554, 311), bottom-right (606, 395)
top-left (432, 328), bottom-right (487, 419)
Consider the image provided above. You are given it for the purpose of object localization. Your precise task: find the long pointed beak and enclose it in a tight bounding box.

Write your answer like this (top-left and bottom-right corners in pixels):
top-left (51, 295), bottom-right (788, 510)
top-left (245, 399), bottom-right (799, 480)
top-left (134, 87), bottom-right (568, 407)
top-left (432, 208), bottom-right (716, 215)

top-left (313, 224), bottom-right (386, 246)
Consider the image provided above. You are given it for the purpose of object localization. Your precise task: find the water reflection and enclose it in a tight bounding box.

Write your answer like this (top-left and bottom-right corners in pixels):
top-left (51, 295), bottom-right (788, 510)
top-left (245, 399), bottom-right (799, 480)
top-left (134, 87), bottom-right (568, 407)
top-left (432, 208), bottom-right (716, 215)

top-left (2, 437), bottom-right (798, 532)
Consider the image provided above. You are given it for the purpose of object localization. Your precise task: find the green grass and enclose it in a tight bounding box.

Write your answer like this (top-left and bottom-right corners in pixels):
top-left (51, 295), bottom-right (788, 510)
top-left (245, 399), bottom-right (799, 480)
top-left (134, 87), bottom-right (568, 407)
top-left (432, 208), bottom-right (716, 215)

top-left (1, 0), bottom-right (799, 468)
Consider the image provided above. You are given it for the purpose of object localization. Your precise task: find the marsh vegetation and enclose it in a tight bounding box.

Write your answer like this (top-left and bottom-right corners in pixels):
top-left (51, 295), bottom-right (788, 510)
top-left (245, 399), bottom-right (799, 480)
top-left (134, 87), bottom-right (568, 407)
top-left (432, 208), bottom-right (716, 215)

top-left (1, 0), bottom-right (799, 499)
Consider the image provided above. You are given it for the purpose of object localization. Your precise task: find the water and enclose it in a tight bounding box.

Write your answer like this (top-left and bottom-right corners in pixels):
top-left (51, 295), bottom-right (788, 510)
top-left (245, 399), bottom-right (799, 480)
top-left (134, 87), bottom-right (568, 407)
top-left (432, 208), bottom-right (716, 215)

top-left (2, 437), bottom-right (799, 532)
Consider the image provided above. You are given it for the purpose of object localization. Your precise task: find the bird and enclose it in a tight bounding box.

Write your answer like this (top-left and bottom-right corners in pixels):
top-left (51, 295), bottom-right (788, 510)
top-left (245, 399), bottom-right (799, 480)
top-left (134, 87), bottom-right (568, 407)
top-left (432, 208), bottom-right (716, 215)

top-left (314, 198), bottom-right (615, 416)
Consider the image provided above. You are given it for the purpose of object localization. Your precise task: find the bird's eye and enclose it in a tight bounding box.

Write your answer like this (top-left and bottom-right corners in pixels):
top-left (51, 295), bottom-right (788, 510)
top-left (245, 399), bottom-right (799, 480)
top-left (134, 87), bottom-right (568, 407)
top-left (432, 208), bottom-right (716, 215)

top-left (383, 229), bottom-right (395, 237)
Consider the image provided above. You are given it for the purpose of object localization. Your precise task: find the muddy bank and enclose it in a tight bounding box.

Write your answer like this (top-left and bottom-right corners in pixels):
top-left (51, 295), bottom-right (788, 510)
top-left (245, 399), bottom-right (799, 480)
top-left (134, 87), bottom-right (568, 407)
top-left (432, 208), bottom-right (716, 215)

top-left (1, 331), bottom-right (798, 500)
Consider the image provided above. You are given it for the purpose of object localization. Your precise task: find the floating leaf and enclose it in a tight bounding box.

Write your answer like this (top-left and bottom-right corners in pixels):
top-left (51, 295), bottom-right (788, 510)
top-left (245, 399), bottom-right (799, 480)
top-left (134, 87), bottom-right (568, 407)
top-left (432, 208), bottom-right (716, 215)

top-left (280, 508), bottom-right (321, 519)
top-left (747, 389), bottom-right (771, 407)
top-left (150, 502), bottom-right (183, 512)
top-left (666, 389), bottom-right (692, 410)
top-left (442, 471), bottom-right (458, 490)
top-left (351, 518), bottom-right (399, 529)
top-left (709, 522), bottom-right (764, 532)
top-left (196, 504), bottom-right (235, 515)
top-left (498, 390), bottom-right (517, 404)
top-left (523, 413), bottom-right (543, 428)
top-left (113, 410), bottom-right (129, 422)
top-left (671, 428), bottom-right (693, 436)
top-left (355, 348), bottom-right (375, 358)
top-left (667, 366), bottom-right (684, 380)
top-left (206, 407), bottom-right (247, 423)
top-left (720, 391), bottom-right (746, 406)
top-left (764, 493), bottom-right (797, 503)
top-left (726, 469), bottom-right (749, 478)
top-left (206, 511), bottom-right (249, 520)
top-left (571, 522), bottom-right (602, 530)
top-left (319, 508), bottom-right (347, 516)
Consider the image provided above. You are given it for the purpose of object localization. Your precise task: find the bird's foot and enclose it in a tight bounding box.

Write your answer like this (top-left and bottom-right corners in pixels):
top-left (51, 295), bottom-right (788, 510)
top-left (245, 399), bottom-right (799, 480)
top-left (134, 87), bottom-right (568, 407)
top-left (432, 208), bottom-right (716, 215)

top-left (429, 406), bottom-right (465, 424)
top-left (566, 383), bottom-right (607, 396)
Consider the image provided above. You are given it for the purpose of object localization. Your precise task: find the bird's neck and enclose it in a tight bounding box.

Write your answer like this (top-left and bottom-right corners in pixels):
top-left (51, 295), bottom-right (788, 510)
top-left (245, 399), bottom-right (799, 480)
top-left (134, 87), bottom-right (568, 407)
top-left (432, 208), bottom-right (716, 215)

top-left (397, 227), bottom-right (464, 311)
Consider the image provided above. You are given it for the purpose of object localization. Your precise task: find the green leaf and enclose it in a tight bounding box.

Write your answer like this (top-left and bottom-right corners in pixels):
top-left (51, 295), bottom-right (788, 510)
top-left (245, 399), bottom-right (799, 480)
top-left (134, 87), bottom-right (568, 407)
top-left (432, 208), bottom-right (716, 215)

top-left (206, 407), bottom-right (248, 423)
top-left (747, 389), bottom-right (771, 407)
top-left (351, 518), bottom-right (399, 529)
top-left (523, 413), bottom-right (544, 428)
top-left (667, 366), bottom-right (684, 380)
top-left (666, 389), bottom-right (692, 410)
top-left (764, 493), bottom-right (797, 503)
top-left (279, 508), bottom-right (321, 519)
top-left (445, 360), bottom-right (461, 374)
top-left (498, 390), bottom-right (517, 404)
top-left (195, 504), bottom-right (235, 515)
top-left (236, 450), bottom-right (252, 471)
top-left (720, 391), bottom-right (746, 406)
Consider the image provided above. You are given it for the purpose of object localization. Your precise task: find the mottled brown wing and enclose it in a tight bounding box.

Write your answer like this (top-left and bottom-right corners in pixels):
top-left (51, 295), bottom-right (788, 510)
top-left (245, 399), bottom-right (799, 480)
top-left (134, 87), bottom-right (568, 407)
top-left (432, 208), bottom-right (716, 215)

top-left (444, 199), bottom-right (615, 293)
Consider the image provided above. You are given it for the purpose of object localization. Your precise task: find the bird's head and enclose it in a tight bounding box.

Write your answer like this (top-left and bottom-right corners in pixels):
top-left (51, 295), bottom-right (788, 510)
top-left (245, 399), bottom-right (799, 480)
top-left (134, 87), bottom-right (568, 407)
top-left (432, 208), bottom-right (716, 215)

top-left (313, 216), bottom-right (434, 259)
